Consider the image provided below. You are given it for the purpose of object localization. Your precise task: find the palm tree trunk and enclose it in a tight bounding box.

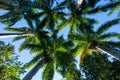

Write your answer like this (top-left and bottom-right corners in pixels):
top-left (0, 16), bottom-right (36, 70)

top-left (76, 0), bottom-right (83, 8)
top-left (96, 45), bottom-right (120, 61)
top-left (22, 59), bottom-right (46, 80)
top-left (0, 33), bottom-right (34, 38)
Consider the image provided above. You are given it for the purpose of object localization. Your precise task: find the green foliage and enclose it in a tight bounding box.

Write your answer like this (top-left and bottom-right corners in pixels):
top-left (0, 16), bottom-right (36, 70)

top-left (0, 41), bottom-right (23, 80)
top-left (69, 19), bottom-right (120, 63)
top-left (81, 52), bottom-right (120, 80)
top-left (0, 0), bottom-right (120, 80)
top-left (42, 62), bottom-right (54, 80)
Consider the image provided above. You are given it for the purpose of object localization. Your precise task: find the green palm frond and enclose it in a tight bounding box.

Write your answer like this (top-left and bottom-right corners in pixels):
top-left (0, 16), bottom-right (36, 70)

top-left (96, 19), bottom-right (120, 35)
top-left (27, 44), bottom-right (43, 54)
top-left (42, 62), bottom-right (54, 80)
top-left (101, 41), bottom-right (120, 48)
top-left (5, 27), bottom-right (27, 32)
top-left (36, 17), bottom-right (48, 30)
top-left (88, 1), bottom-right (120, 14)
top-left (12, 36), bottom-right (26, 42)
top-left (98, 32), bottom-right (120, 41)
top-left (65, 67), bottom-right (81, 80)
top-left (68, 33), bottom-right (86, 42)
top-left (23, 54), bottom-right (42, 69)
top-left (24, 16), bottom-right (34, 30)
top-left (70, 45), bottom-right (85, 57)
top-left (19, 43), bottom-right (42, 54)
top-left (18, 38), bottom-right (35, 52)
top-left (0, 10), bottom-right (23, 26)
top-left (55, 51), bottom-right (75, 77)
top-left (57, 18), bottom-right (69, 31)
top-left (88, 0), bottom-right (101, 7)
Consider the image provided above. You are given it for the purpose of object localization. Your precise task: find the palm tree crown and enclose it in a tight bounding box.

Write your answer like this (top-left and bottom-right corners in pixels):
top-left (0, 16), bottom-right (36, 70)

top-left (69, 18), bottom-right (120, 63)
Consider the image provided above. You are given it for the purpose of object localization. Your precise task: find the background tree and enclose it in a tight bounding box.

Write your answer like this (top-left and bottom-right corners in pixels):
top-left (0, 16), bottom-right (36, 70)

top-left (0, 41), bottom-right (23, 80)
top-left (81, 52), bottom-right (120, 80)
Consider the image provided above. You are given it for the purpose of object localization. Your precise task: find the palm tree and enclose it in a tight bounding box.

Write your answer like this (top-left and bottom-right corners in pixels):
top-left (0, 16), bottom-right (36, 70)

top-left (28, 0), bottom-right (67, 32)
top-left (0, 0), bottom-right (41, 26)
top-left (21, 34), bottom-right (80, 80)
top-left (68, 18), bottom-right (120, 63)
top-left (58, 0), bottom-right (120, 33)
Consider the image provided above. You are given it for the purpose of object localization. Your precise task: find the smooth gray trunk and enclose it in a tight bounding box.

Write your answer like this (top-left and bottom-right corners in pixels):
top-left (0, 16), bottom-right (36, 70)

top-left (22, 59), bottom-right (46, 80)
top-left (76, 0), bottom-right (83, 8)
top-left (96, 45), bottom-right (120, 61)
top-left (0, 33), bottom-right (34, 38)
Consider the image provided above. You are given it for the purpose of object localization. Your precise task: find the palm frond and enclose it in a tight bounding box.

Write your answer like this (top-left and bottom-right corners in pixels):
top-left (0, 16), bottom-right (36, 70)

top-left (36, 17), bottom-right (47, 30)
top-left (88, 0), bottom-right (101, 7)
top-left (5, 27), bottom-right (26, 33)
top-left (55, 51), bottom-right (75, 76)
top-left (19, 43), bottom-right (42, 54)
top-left (101, 41), bottom-right (120, 49)
top-left (96, 19), bottom-right (120, 35)
top-left (12, 36), bottom-right (26, 42)
top-left (88, 1), bottom-right (120, 14)
top-left (68, 33), bottom-right (86, 42)
top-left (23, 54), bottom-right (42, 69)
top-left (24, 16), bottom-right (34, 30)
top-left (42, 62), bottom-right (54, 80)
top-left (71, 45), bottom-right (85, 57)
top-left (98, 32), bottom-right (120, 41)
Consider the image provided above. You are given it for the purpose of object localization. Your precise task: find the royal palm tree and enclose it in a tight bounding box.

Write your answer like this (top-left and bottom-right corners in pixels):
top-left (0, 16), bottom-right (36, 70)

top-left (68, 18), bottom-right (120, 63)
top-left (58, 0), bottom-right (120, 33)
top-left (0, 0), bottom-right (66, 39)
top-left (21, 34), bottom-right (81, 80)
top-left (27, 0), bottom-right (67, 32)
top-left (0, 0), bottom-right (41, 26)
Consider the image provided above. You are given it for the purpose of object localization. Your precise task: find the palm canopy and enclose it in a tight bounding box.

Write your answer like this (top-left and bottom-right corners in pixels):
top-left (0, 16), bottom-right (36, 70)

top-left (0, 0), bottom-right (67, 30)
top-left (0, 0), bottom-right (40, 26)
top-left (58, 0), bottom-right (120, 33)
top-left (69, 18), bottom-right (120, 63)
top-left (4, 19), bottom-right (49, 49)
top-left (27, 0), bottom-right (67, 31)
top-left (21, 34), bottom-right (81, 80)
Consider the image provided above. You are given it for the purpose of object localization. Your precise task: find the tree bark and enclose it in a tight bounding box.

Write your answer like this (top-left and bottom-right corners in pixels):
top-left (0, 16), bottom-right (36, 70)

top-left (0, 33), bottom-right (34, 38)
top-left (22, 59), bottom-right (46, 80)
top-left (96, 45), bottom-right (120, 61)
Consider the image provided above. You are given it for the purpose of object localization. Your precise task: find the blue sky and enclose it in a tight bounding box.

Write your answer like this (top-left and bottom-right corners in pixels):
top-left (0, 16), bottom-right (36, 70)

top-left (0, 1), bottom-right (120, 80)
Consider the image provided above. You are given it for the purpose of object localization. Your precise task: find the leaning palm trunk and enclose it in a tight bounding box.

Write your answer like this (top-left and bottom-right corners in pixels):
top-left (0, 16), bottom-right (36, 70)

top-left (96, 45), bottom-right (120, 61)
top-left (0, 33), bottom-right (34, 38)
top-left (22, 59), bottom-right (46, 80)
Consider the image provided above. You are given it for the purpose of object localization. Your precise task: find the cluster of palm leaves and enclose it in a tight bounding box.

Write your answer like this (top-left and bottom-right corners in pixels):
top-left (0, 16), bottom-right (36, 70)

top-left (0, 0), bottom-right (120, 80)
